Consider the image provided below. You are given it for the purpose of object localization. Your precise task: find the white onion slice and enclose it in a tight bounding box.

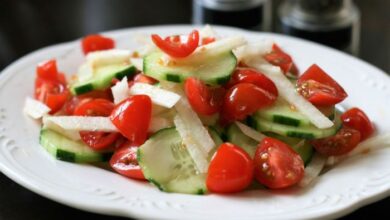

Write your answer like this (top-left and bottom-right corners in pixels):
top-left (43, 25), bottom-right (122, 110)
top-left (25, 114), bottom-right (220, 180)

top-left (129, 83), bottom-right (181, 108)
top-left (235, 121), bottom-right (266, 142)
top-left (24, 97), bottom-right (51, 119)
top-left (299, 154), bottom-right (327, 187)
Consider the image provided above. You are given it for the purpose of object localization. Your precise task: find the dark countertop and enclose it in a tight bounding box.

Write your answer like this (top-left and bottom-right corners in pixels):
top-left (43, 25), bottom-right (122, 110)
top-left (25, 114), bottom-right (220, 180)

top-left (0, 0), bottom-right (389, 219)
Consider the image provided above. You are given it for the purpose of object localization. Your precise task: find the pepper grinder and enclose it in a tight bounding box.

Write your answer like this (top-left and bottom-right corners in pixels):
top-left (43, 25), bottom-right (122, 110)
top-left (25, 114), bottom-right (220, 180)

top-left (278, 0), bottom-right (360, 55)
top-left (193, 0), bottom-right (272, 31)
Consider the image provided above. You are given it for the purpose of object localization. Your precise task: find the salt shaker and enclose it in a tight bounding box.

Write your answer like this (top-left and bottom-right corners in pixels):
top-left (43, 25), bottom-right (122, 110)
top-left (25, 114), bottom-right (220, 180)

top-left (278, 0), bottom-right (360, 55)
top-left (193, 0), bottom-right (272, 31)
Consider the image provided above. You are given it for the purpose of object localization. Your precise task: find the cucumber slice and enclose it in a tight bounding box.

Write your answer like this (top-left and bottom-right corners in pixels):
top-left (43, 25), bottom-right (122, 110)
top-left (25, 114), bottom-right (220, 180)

top-left (40, 129), bottom-right (111, 163)
top-left (71, 65), bottom-right (136, 95)
top-left (138, 127), bottom-right (222, 194)
top-left (256, 99), bottom-right (335, 127)
top-left (265, 132), bottom-right (314, 165)
top-left (226, 124), bottom-right (258, 157)
top-left (249, 114), bottom-right (341, 140)
top-left (143, 51), bottom-right (237, 85)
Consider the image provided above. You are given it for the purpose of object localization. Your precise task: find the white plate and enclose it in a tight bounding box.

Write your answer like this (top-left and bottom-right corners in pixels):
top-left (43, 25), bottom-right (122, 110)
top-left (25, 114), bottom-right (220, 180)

top-left (0, 25), bottom-right (389, 219)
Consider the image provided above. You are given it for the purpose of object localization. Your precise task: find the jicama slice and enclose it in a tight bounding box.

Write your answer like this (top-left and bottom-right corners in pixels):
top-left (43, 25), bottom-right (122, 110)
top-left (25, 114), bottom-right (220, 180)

top-left (170, 36), bottom-right (246, 64)
top-left (247, 62), bottom-right (334, 129)
top-left (43, 121), bottom-right (81, 141)
top-left (175, 98), bottom-right (216, 155)
top-left (130, 57), bottom-right (143, 70)
top-left (129, 83), bottom-right (181, 108)
top-left (299, 153), bottom-right (327, 187)
top-left (24, 97), bottom-right (51, 119)
top-left (43, 115), bottom-right (171, 134)
top-left (233, 40), bottom-right (273, 62)
top-left (235, 121), bottom-right (266, 142)
top-left (87, 49), bottom-right (131, 67)
top-left (174, 115), bottom-right (209, 173)
top-left (77, 63), bottom-right (94, 82)
top-left (199, 24), bottom-right (218, 39)
top-left (149, 116), bottom-right (174, 133)
top-left (111, 76), bottom-right (129, 104)
top-left (43, 116), bottom-right (117, 132)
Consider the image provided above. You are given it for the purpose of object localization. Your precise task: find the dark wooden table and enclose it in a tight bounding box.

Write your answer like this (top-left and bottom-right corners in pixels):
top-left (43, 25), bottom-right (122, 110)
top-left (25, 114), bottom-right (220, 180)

top-left (0, 0), bottom-right (389, 219)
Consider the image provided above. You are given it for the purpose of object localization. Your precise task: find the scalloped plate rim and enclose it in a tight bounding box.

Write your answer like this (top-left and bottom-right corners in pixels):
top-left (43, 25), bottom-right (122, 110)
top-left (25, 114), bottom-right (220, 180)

top-left (0, 25), bottom-right (389, 219)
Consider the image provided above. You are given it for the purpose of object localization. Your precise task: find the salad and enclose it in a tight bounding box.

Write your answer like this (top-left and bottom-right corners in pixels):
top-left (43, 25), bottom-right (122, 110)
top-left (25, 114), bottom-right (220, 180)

top-left (24, 26), bottom-right (387, 195)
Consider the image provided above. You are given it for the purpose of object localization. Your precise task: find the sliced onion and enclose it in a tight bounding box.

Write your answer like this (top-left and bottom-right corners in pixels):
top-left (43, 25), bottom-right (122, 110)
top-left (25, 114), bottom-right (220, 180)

top-left (24, 97), bottom-right (51, 119)
top-left (111, 76), bottom-right (129, 104)
top-left (299, 153), bottom-right (327, 187)
top-left (174, 115), bottom-right (209, 173)
top-left (129, 83), bottom-right (181, 108)
top-left (235, 121), bottom-right (266, 142)
top-left (175, 97), bottom-right (215, 155)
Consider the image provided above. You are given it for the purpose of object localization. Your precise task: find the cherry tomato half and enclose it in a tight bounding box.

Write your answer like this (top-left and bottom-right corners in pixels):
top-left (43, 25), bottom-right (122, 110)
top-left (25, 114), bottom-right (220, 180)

top-left (36, 59), bottom-right (59, 81)
top-left (297, 64), bottom-right (347, 106)
top-left (254, 137), bottom-right (304, 189)
top-left (206, 143), bottom-right (254, 193)
top-left (185, 77), bottom-right (225, 115)
top-left (221, 83), bottom-right (276, 124)
top-left (311, 127), bottom-right (361, 156)
top-left (81, 34), bottom-right (115, 55)
top-left (264, 44), bottom-right (299, 76)
top-left (227, 68), bottom-right (278, 97)
top-left (63, 90), bottom-right (113, 115)
top-left (341, 107), bottom-right (375, 141)
top-left (201, 37), bottom-right (215, 45)
top-left (110, 143), bottom-right (145, 180)
top-left (74, 99), bottom-right (119, 150)
top-left (110, 95), bottom-right (152, 145)
top-left (35, 77), bottom-right (69, 114)
top-left (151, 30), bottom-right (199, 58)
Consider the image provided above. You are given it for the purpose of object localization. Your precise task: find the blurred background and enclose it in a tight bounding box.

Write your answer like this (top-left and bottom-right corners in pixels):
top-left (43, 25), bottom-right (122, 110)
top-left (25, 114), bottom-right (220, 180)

top-left (0, 0), bottom-right (389, 72)
top-left (0, 0), bottom-right (389, 219)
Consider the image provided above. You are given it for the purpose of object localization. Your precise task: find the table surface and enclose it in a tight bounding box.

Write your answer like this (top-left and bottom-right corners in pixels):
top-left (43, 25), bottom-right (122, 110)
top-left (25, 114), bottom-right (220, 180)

top-left (0, 0), bottom-right (389, 219)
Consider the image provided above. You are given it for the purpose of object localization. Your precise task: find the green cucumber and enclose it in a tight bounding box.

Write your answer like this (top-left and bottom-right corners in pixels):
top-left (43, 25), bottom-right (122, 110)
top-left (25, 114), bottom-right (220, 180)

top-left (143, 51), bottom-right (237, 85)
top-left (71, 65), bottom-right (136, 95)
top-left (248, 114), bottom-right (341, 140)
top-left (226, 124), bottom-right (258, 157)
top-left (256, 99), bottom-right (335, 127)
top-left (39, 129), bottom-right (111, 163)
top-left (138, 127), bottom-right (222, 194)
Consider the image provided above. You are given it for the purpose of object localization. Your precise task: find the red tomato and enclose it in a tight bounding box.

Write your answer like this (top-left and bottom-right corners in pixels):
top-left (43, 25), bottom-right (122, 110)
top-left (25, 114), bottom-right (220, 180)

top-left (151, 30), bottom-right (199, 58)
top-left (185, 77), bottom-right (225, 115)
top-left (81, 34), bottom-right (115, 54)
top-left (341, 108), bottom-right (375, 140)
top-left (227, 68), bottom-right (278, 97)
top-left (74, 99), bottom-right (119, 150)
top-left (74, 98), bottom-right (115, 116)
top-left (221, 83), bottom-right (276, 123)
top-left (36, 59), bottom-right (59, 81)
top-left (264, 44), bottom-right (299, 76)
top-left (311, 127), bottom-right (361, 156)
top-left (35, 77), bottom-right (69, 114)
top-left (110, 95), bottom-right (152, 145)
top-left (254, 137), bottom-right (304, 189)
top-left (201, 37), bottom-right (215, 45)
top-left (297, 64), bottom-right (347, 106)
top-left (134, 74), bottom-right (158, 85)
top-left (207, 143), bottom-right (254, 193)
top-left (63, 90), bottom-right (113, 115)
top-left (79, 131), bottom-right (120, 151)
top-left (110, 143), bottom-right (145, 180)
